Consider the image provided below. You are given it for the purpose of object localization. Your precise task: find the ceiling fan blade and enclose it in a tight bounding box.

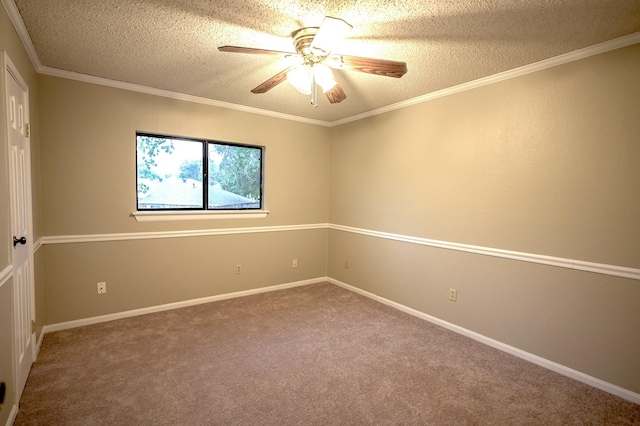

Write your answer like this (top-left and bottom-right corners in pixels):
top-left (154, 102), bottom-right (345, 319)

top-left (251, 66), bottom-right (293, 94)
top-left (325, 84), bottom-right (347, 104)
top-left (218, 46), bottom-right (294, 57)
top-left (309, 16), bottom-right (352, 54)
top-left (327, 55), bottom-right (407, 78)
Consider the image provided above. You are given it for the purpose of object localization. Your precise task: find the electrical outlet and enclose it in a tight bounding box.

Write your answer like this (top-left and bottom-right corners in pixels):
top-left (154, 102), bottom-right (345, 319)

top-left (449, 288), bottom-right (457, 302)
top-left (345, 260), bottom-right (349, 269)
top-left (292, 259), bottom-right (298, 268)
top-left (236, 264), bottom-right (242, 274)
top-left (97, 282), bottom-right (107, 294)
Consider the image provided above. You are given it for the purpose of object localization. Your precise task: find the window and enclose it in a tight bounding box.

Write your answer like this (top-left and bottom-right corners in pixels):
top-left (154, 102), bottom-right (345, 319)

top-left (136, 133), bottom-right (264, 211)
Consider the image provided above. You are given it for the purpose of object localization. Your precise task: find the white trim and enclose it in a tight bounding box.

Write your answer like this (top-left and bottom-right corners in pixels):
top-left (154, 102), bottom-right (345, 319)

top-left (132, 209), bottom-right (270, 222)
top-left (36, 327), bottom-right (44, 354)
top-left (0, 265), bottom-right (11, 288)
top-left (4, 0), bottom-right (638, 128)
top-left (38, 222), bottom-right (640, 281)
top-left (329, 224), bottom-right (640, 281)
top-left (42, 223), bottom-right (327, 244)
top-left (0, 0), bottom-right (41, 69)
top-left (328, 277), bottom-right (640, 405)
top-left (37, 275), bottom-right (640, 404)
top-left (39, 66), bottom-right (330, 127)
top-left (43, 277), bottom-right (327, 333)
top-left (0, 0), bottom-right (329, 127)
top-left (37, 32), bottom-right (640, 129)
top-left (5, 404), bottom-right (18, 426)
top-left (329, 32), bottom-right (640, 127)
top-left (33, 237), bottom-right (43, 252)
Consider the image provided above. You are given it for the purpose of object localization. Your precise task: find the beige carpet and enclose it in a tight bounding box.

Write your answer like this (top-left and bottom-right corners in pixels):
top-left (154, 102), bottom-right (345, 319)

top-left (15, 282), bottom-right (640, 425)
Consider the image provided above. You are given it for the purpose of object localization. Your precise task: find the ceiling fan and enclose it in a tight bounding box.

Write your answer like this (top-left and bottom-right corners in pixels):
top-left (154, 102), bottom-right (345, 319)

top-left (219, 16), bottom-right (408, 107)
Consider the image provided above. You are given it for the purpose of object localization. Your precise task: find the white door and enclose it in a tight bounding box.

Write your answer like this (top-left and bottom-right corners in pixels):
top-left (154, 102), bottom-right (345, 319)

top-left (3, 52), bottom-right (35, 402)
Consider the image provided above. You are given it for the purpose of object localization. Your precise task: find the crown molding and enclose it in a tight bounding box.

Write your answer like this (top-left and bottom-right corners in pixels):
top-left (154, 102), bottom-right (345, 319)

top-left (1, 0), bottom-right (41, 69)
top-left (329, 32), bottom-right (640, 127)
top-left (2, 0), bottom-right (328, 126)
top-left (4, 0), bottom-right (639, 127)
top-left (38, 66), bottom-right (331, 127)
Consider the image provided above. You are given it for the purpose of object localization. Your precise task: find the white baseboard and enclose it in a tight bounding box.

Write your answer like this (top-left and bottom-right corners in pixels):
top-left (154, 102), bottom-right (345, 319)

top-left (35, 328), bottom-right (44, 354)
top-left (328, 277), bottom-right (640, 405)
top-left (5, 404), bottom-right (18, 426)
top-left (39, 276), bottom-right (640, 405)
top-left (43, 277), bottom-right (327, 334)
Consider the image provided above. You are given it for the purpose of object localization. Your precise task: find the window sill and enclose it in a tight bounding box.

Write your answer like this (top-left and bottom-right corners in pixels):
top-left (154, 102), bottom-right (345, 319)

top-left (132, 210), bottom-right (270, 222)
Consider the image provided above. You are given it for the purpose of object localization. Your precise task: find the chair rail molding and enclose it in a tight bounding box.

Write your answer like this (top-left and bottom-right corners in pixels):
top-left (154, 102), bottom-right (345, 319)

top-left (37, 223), bottom-right (639, 281)
top-left (329, 224), bottom-right (640, 281)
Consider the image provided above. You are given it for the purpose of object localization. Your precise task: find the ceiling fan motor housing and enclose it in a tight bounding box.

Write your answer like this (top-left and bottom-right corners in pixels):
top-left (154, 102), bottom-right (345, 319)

top-left (292, 28), bottom-right (328, 64)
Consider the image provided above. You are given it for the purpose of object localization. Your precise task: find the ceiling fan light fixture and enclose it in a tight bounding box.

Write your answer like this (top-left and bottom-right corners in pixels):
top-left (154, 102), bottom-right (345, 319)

top-left (286, 65), bottom-right (313, 94)
top-left (313, 64), bottom-right (337, 92)
top-left (287, 64), bottom-right (337, 95)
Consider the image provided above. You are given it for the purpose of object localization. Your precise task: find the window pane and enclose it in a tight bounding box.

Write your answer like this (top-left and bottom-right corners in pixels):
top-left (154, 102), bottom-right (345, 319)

top-left (137, 136), bottom-right (203, 209)
top-left (208, 143), bottom-right (262, 209)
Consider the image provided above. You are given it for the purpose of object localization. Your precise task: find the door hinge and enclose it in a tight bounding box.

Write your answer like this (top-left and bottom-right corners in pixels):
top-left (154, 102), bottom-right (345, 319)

top-left (25, 123), bottom-right (30, 137)
top-left (31, 320), bottom-right (36, 334)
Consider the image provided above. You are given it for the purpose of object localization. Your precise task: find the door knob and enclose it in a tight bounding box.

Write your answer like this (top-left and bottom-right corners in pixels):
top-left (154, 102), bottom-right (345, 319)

top-left (13, 236), bottom-right (27, 247)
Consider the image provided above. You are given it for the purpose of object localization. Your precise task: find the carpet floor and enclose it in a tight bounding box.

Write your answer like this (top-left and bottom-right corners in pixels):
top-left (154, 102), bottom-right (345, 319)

top-left (15, 282), bottom-right (640, 425)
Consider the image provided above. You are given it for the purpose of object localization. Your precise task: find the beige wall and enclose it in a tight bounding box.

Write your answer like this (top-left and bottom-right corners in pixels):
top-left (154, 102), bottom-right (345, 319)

top-left (38, 76), bottom-right (330, 236)
top-left (1, 2), bottom-right (41, 422)
top-left (43, 230), bottom-right (327, 324)
top-left (330, 45), bottom-right (640, 267)
top-left (38, 75), bottom-right (331, 323)
top-left (329, 44), bottom-right (640, 392)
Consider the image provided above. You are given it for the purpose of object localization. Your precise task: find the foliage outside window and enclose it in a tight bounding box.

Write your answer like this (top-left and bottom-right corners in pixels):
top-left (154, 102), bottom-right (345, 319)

top-left (136, 133), bottom-right (263, 211)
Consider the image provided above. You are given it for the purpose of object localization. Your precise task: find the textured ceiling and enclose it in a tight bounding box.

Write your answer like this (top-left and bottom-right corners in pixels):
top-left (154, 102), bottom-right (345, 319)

top-left (9, 0), bottom-right (640, 123)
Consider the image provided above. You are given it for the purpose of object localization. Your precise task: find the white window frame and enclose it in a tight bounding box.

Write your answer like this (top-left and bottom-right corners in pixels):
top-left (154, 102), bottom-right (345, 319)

top-left (133, 132), bottom-right (268, 221)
